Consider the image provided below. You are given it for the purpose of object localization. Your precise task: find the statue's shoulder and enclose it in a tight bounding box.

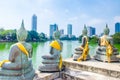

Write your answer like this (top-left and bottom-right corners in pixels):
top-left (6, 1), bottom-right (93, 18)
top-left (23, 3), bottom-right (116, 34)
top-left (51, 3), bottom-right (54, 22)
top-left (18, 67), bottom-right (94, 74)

top-left (106, 36), bottom-right (113, 41)
top-left (12, 42), bottom-right (32, 50)
top-left (9, 43), bottom-right (20, 52)
top-left (108, 36), bottom-right (112, 39)
top-left (82, 36), bottom-right (88, 40)
top-left (10, 43), bottom-right (18, 49)
top-left (82, 36), bottom-right (87, 38)
top-left (25, 42), bottom-right (32, 46)
top-left (24, 42), bottom-right (32, 49)
top-left (57, 40), bottom-right (63, 46)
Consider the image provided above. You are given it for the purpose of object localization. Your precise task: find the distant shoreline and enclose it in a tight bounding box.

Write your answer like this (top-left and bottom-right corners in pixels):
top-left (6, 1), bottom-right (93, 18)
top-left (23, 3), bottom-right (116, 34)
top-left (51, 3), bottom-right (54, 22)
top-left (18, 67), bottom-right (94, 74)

top-left (0, 39), bottom-right (78, 43)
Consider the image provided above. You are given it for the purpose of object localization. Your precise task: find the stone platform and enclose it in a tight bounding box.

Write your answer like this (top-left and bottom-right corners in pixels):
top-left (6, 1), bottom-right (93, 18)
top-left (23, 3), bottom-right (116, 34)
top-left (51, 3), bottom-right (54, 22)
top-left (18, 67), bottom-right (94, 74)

top-left (62, 68), bottom-right (120, 80)
top-left (63, 58), bottom-right (120, 79)
top-left (33, 58), bottom-right (120, 80)
top-left (33, 70), bottom-right (62, 80)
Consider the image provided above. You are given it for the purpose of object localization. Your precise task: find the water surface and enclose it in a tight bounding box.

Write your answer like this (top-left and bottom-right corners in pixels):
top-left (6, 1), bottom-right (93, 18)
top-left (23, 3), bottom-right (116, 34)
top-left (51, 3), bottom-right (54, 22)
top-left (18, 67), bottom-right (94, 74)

top-left (0, 41), bottom-right (119, 69)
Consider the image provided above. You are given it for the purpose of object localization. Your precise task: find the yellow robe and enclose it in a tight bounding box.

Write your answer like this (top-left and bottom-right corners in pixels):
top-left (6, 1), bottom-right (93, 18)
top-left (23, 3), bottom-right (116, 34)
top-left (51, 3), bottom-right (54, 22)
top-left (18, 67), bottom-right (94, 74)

top-left (16, 43), bottom-right (29, 57)
top-left (0, 43), bottom-right (28, 67)
top-left (77, 37), bottom-right (89, 61)
top-left (100, 36), bottom-right (113, 62)
top-left (105, 40), bottom-right (113, 63)
top-left (50, 40), bottom-right (62, 70)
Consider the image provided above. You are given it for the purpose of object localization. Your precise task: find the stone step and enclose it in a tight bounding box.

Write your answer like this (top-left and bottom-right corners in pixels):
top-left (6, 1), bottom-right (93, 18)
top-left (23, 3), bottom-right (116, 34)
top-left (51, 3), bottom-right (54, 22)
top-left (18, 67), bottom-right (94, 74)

top-left (62, 68), bottom-right (120, 80)
top-left (63, 58), bottom-right (120, 78)
top-left (33, 70), bottom-right (61, 80)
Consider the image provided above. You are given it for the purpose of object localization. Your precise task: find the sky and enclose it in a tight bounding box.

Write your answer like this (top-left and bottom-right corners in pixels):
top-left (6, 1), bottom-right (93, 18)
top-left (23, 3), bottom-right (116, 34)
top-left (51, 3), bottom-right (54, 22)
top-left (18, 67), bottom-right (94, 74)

top-left (0, 0), bottom-right (120, 36)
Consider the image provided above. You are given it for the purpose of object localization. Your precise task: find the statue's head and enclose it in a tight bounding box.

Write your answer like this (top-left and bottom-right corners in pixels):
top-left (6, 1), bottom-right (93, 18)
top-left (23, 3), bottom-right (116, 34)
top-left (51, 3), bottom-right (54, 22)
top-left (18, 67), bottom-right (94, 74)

top-left (17, 20), bottom-right (28, 42)
top-left (53, 29), bottom-right (61, 40)
top-left (103, 24), bottom-right (110, 35)
top-left (82, 24), bottom-right (87, 36)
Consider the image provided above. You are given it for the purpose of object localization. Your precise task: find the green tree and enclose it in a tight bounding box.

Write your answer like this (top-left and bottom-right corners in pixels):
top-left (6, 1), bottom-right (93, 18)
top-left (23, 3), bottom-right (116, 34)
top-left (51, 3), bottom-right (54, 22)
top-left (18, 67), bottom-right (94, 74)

top-left (10, 29), bottom-right (17, 41)
top-left (26, 31), bottom-right (32, 41)
top-left (0, 29), bottom-right (17, 41)
top-left (39, 32), bottom-right (47, 42)
top-left (112, 32), bottom-right (120, 44)
top-left (28, 31), bottom-right (40, 42)
top-left (0, 28), bottom-right (4, 40)
top-left (0, 29), bottom-right (12, 40)
top-left (78, 35), bottom-right (83, 43)
top-left (89, 36), bottom-right (99, 44)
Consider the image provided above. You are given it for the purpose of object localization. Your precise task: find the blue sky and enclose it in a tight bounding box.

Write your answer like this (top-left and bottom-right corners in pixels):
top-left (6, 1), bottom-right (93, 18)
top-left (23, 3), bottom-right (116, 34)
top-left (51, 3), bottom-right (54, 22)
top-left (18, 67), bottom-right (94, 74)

top-left (0, 0), bottom-right (120, 36)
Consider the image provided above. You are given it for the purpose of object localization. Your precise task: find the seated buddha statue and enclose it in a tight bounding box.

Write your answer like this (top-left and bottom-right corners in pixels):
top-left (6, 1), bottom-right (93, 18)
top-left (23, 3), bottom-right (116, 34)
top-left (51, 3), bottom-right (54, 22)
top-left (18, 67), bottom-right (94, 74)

top-left (39, 29), bottom-right (63, 72)
top-left (94, 25), bottom-right (119, 63)
top-left (0, 20), bottom-right (35, 80)
top-left (73, 25), bottom-right (90, 61)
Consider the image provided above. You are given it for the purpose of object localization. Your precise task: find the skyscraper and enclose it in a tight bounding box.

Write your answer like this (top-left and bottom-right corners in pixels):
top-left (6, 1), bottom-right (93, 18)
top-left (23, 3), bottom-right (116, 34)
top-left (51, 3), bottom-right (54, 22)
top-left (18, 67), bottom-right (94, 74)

top-left (67, 24), bottom-right (72, 38)
top-left (87, 26), bottom-right (96, 37)
top-left (60, 29), bottom-right (64, 36)
top-left (49, 24), bottom-right (58, 39)
top-left (115, 22), bottom-right (120, 33)
top-left (32, 14), bottom-right (37, 32)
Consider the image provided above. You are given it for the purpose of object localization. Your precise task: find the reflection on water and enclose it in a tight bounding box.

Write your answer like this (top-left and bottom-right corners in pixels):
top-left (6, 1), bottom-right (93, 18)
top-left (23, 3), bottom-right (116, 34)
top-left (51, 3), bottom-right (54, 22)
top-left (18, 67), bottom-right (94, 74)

top-left (0, 41), bottom-right (119, 69)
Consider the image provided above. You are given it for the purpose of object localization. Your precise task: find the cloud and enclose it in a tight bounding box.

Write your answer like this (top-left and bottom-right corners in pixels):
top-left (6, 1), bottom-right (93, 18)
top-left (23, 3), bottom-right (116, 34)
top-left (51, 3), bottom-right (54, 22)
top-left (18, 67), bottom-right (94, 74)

top-left (87, 18), bottom-right (105, 25)
top-left (68, 16), bottom-right (78, 21)
top-left (41, 8), bottom-right (54, 18)
top-left (65, 9), bottom-right (69, 13)
top-left (68, 14), bottom-right (90, 22)
top-left (79, 14), bottom-right (90, 19)
top-left (113, 16), bottom-right (120, 23)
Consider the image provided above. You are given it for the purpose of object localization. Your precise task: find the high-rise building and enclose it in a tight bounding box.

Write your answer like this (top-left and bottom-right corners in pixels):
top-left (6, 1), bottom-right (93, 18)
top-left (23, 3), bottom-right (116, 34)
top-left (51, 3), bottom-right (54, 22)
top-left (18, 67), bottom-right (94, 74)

top-left (87, 26), bottom-right (96, 37)
top-left (115, 22), bottom-right (120, 33)
top-left (32, 14), bottom-right (37, 32)
top-left (67, 24), bottom-right (72, 38)
top-left (60, 29), bottom-right (64, 36)
top-left (49, 24), bottom-right (58, 39)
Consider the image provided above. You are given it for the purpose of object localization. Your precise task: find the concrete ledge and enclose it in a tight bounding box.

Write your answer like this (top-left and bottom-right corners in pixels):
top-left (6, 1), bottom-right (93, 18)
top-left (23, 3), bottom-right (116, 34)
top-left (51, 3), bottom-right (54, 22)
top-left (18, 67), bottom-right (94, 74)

top-left (63, 58), bottom-right (120, 78)
top-left (33, 58), bottom-right (120, 80)
top-left (62, 68), bottom-right (120, 80)
top-left (33, 70), bottom-right (60, 80)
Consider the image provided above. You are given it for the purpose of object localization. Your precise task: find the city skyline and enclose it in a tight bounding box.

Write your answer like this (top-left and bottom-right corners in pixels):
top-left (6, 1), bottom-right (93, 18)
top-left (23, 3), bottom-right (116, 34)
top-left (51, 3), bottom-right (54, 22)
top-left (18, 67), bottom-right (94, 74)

top-left (87, 26), bottom-right (96, 37)
top-left (0, 0), bottom-right (120, 36)
top-left (67, 24), bottom-right (72, 38)
top-left (49, 24), bottom-right (58, 39)
top-left (115, 22), bottom-right (120, 33)
top-left (32, 14), bottom-right (37, 31)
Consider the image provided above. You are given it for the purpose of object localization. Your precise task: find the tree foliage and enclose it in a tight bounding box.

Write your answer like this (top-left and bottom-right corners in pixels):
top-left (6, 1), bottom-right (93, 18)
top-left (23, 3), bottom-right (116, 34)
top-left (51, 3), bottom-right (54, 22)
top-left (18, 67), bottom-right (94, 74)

top-left (0, 29), bottom-right (48, 42)
top-left (112, 32), bottom-right (120, 44)
top-left (89, 36), bottom-right (99, 44)
top-left (39, 32), bottom-right (48, 42)
top-left (0, 29), bottom-right (17, 41)
top-left (78, 35), bottom-right (83, 43)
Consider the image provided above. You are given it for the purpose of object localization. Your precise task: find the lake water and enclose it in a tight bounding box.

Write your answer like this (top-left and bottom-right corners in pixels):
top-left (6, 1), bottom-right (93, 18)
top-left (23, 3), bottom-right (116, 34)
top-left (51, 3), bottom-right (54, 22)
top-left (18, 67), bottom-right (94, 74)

top-left (0, 41), bottom-right (119, 69)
